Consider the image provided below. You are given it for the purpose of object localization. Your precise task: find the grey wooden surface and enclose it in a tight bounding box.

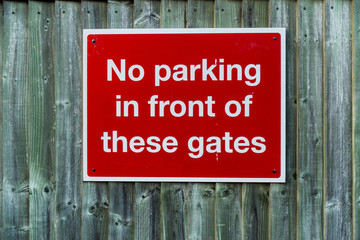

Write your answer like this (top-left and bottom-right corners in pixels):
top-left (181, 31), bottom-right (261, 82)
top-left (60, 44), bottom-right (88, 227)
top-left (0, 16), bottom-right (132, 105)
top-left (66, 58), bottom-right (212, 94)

top-left (1, 0), bottom-right (359, 239)
top-left (269, 1), bottom-right (297, 239)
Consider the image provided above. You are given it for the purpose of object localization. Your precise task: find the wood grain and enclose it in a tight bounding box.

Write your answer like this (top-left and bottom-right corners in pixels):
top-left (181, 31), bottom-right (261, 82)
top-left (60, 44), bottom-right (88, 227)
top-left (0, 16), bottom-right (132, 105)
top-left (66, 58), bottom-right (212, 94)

top-left (188, 0), bottom-right (214, 28)
top-left (106, 2), bottom-right (135, 240)
top-left (0, 0), bottom-right (4, 237)
top-left (161, 183), bottom-right (188, 240)
top-left (54, 1), bottom-right (82, 239)
top-left (214, 1), bottom-right (243, 239)
top-left (324, 0), bottom-right (353, 239)
top-left (188, 183), bottom-right (215, 240)
top-left (297, 0), bottom-right (324, 239)
top-left (2, 1), bottom-right (29, 239)
top-left (108, 0), bottom-right (133, 29)
top-left (242, 1), bottom-right (270, 239)
top-left (133, 1), bottom-right (161, 239)
top-left (160, 2), bottom-right (188, 240)
top-left (81, 1), bottom-right (109, 239)
top-left (187, 1), bottom-right (216, 240)
top-left (28, 1), bottom-right (56, 239)
top-left (161, 0), bottom-right (187, 28)
top-left (353, 0), bottom-right (360, 239)
top-left (269, 0), bottom-right (297, 239)
top-left (216, 184), bottom-right (242, 240)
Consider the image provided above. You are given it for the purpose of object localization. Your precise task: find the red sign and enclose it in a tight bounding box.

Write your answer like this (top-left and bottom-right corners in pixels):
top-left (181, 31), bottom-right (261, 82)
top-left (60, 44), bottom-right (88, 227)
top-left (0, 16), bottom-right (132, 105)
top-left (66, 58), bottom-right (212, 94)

top-left (83, 29), bottom-right (286, 182)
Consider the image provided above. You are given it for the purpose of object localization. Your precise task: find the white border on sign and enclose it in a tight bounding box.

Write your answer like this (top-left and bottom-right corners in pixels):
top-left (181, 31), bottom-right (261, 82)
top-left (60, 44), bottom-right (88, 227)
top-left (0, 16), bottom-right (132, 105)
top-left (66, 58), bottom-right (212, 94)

top-left (83, 28), bottom-right (286, 183)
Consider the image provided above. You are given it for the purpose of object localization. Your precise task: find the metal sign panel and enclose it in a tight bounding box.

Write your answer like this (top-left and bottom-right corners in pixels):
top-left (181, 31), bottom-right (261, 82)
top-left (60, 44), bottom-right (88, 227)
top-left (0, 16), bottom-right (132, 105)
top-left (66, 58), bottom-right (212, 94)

top-left (83, 28), bottom-right (286, 182)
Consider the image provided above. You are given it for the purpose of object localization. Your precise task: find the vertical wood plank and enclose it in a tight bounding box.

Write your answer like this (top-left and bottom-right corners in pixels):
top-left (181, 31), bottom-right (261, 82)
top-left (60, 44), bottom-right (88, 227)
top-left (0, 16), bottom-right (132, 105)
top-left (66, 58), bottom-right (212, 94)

top-left (353, 0), bottom-right (360, 239)
top-left (187, 1), bottom-right (215, 239)
top-left (242, 1), bottom-right (270, 240)
top-left (161, 183), bottom-right (188, 240)
top-left (161, 0), bottom-right (187, 28)
top-left (269, 0), bottom-right (297, 239)
top-left (215, 0), bottom-right (241, 28)
top-left (54, 1), bottom-right (82, 239)
top-left (188, 0), bottom-right (214, 28)
top-left (188, 183), bottom-right (215, 240)
top-left (107, 2), bottom-right (135, 239)
top-left (133, 1), bottom-right (161, 239)
top-left (214, 1), bottom-right (242, 240)
top-left (134, 0), bottom-right (160, 29)
top-left (28, 1), bottom-right (56, 239)
top-left (215, 184), bottom-right (242, 240)
top-left (297, 0), bottom-right (324, 239)
top-left (108, 183), bottom-right (134, 240)
top-left (324, 0), bottom-right (352, 239)
top-left (81, 1), bottom-right (109, 240)
top-left (108, 0), bottom-right (133, 28)
top-left (243, 0), bottom-right (269, 28)
top-left (135, 183), bottom-right (161, 240)
top-left (0, 0), bottom-right (4, 238)
top-left (2, 1), bottom-right (29, 239)
top-left (160, 2), bottom-right (188, 240)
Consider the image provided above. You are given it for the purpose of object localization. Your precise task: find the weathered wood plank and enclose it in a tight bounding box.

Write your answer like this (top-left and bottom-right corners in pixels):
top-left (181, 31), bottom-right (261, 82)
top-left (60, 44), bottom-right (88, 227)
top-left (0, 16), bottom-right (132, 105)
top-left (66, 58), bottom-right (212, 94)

top-left (188, 0), bottom-right (214, 28)
top-left (353, 0), bottom-right (360, 239)
top-left (107, 2), bottom-right (135, 240)
top-left (108, 0), bottom-right (133, 28)
top-left (324, 0), bottom-right (352, 239)
top-left (135, 183), bottom-right (161, 240)
top-left (187, 2), bottom-right (215, 239)
top-left (28, 1), bottom-right (56, 239)
top-left (160, 3), bottom-right (188, 240)
top-left (133, 1), bottom-right (161, 239)
top-left (215, 0), bottom-right (241, 28)
top-left (188, 183), bottom-right (215, 240)
top-left (242, 185), bottom-right (269, 240)
top-left (108, 183), bottom-right (134, 240)
top-left (81, 183), bottom-right (109, 240)
top-left (296, 0), bottom-right (324, 239)
top-left (2, 1), bottom-right (29, 239)
top-left (161, 183), bottom-right (188, 240)
top-left (161, 0), bottom-right (186, 28)
top-left (216, 184), bottom-right (242, 240)
top-left (242, 1), bottom-right (270, 240)
top-left (243, 0), bottom-right (268, 28)
top-left (134, 0), bottom-right (160, 29)
top-left (269, 1), bottom-right (297, 240)
top-left (0, 0), bottom-right (4, 238)
top-left (81, 1), bottom-right (109, 239)
top-left (214, 2), bottom-right (242, 240)
top-left (54, 1), bottom-right (82, 239)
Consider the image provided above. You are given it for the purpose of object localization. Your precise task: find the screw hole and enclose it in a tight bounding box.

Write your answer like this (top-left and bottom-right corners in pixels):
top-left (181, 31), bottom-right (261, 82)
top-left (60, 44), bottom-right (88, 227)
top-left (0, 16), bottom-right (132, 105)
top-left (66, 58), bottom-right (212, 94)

top-left (273, 169), bottom-right (276, 173)
top-left (91, 39), bottom-right (95, 43)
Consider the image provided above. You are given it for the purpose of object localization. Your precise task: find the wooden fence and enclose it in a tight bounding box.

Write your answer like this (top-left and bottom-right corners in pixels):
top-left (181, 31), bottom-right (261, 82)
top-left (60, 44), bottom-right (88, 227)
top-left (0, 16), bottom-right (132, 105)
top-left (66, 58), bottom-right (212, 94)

top-left (0, 0), bottom-right (359, 239)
